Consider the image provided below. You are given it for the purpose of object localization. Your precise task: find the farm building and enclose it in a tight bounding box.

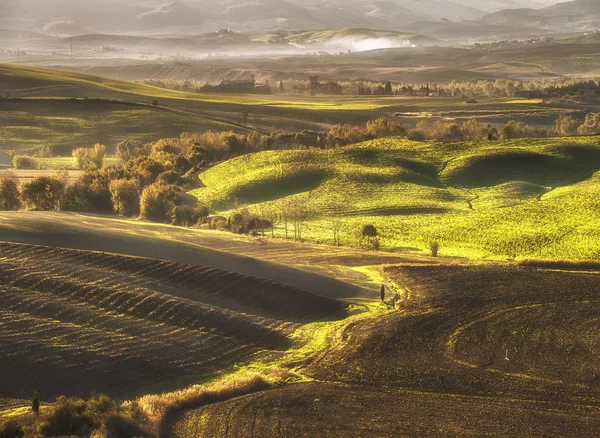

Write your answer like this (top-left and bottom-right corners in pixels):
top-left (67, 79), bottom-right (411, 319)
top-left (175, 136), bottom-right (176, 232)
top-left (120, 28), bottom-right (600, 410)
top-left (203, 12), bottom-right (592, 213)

top-left (309, 76), bottom-right (343, 95)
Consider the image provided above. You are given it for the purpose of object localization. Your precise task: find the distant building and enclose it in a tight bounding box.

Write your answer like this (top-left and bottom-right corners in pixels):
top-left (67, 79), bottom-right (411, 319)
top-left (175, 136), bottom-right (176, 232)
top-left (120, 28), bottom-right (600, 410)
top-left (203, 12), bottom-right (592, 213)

top-left (515, 90), bottom-right (541, 99)
top-left (204, 75), bottom-right (271, 94)
top-left (309, 76), bottom-right (342, 95)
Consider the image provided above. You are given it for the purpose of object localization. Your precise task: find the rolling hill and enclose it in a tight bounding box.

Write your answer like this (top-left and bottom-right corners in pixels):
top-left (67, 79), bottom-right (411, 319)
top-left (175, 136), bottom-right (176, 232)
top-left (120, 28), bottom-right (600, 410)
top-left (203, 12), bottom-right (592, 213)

top-left (190, 135), bottom-right (600, 259)
top-left (174, 262), bottom-right (600, 437)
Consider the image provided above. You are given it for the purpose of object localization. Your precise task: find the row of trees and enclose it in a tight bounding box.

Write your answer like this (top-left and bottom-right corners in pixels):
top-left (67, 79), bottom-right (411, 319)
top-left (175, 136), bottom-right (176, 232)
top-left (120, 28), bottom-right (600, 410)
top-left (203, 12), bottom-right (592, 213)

top-left (403, 113), bottom-right (600, 143)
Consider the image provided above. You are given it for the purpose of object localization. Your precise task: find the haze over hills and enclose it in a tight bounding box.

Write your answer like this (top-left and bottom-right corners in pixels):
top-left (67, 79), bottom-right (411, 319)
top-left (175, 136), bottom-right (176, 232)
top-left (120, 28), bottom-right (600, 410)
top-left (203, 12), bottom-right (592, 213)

top-left (0, 0), bottom-right (586, 38)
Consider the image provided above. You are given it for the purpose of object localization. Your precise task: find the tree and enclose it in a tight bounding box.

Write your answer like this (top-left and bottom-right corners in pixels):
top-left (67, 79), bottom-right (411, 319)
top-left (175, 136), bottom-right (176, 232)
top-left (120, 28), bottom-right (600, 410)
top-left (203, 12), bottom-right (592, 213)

top-left (72, 147), bottom-right (88, 170)
top-left (0, 175), bottom-right (21, 210)
top-left (116, 140), bottom-right (146, 163)
top-left (12, 155), bottom-right (40, 170)
top-left (578, 113), bottom-right (600, 135)
top-left (90, 144), bottom-right (106, 170)
top-left (380, 284), bottom-right (385, 302)
top-left (21, 176), bottom-right (65, 211)
top-left (360, 224), bottom-right (379, 250)
top-left (151, 100), bottom-right (158, 107)
top-left (326, 193), bottom-right (346, 246)
top-left (71, 144), bottom-right (106, 170)
top-left (430, 240), bottom-right (440, 257)
top-left (384, 81), bottom-right (393, 95)
top-left (109, 179), bottom-right (140, 217)
top-left (32, 390), bottom-right (40, 418)
top-left (555, 114), bottom-right (579, 136)
top-left (139, 183), bottom-right (179, 222)
top-left (278, 81), bottom-right (285, 93)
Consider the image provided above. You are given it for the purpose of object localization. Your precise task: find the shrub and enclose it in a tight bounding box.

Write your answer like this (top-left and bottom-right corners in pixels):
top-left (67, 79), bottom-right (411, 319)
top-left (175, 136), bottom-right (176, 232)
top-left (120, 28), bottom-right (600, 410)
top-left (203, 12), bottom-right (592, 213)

top-left (12, 155), bottom-right (40, 169)
top-left (578, 113), bottom-right (600, 135)
top-left (104, 414), bottom-right (152, 438)
top-left (0, 419), bottom-right (23, 438)
top-left (125, 156), bottom-right (165, 187)
top-left (0, 175), bottom-right (21, 210)
top-left (430, 240), bottom-right (440, 257)
top-left (109, 179), bottom-right (140, 217)
top-left (555, 114), bottom-right (579, 136)
top-left (72, 144), bottom-right (106, 170)
top-left (39, 396), bottom-right (93, 436)
top-left (366, 118), bottom-right (406, 138)
top-left (21, 176), bottom-right (65, 211)
top-left (170, 205), bottom-right (197, 227)
top-left (140, 183), bottom-right (179, 222)
top-left (63, 171), bottom-right (112, 213)
top-left (116, 140), bottom-right (148, 163)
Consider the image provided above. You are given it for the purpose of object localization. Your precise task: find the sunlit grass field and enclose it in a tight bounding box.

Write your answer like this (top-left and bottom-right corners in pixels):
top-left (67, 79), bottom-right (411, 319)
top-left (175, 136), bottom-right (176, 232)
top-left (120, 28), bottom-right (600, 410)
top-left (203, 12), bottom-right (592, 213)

top-left (0, 99), bottom-right (246, 154)
top-left (191, 135), bottom-right (600, 260)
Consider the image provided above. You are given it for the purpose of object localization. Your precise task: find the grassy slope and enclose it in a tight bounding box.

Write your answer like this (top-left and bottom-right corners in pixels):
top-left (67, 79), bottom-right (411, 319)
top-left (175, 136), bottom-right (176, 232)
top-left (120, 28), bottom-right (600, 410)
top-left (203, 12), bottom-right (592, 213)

top-left (191, 135), bottom-right (600, 260)
top-left (0, 98), bottom-right (244, 154)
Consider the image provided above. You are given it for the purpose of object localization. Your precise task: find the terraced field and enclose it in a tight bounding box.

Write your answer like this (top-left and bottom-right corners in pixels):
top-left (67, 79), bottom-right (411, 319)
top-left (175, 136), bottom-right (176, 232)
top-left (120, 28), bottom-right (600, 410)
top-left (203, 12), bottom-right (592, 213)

top-left (0, 241), bottom-right (346, 408)
top-left (175, 263), bottom-right (600, 437)
top-left (191, 135), bottom-right (600, 259)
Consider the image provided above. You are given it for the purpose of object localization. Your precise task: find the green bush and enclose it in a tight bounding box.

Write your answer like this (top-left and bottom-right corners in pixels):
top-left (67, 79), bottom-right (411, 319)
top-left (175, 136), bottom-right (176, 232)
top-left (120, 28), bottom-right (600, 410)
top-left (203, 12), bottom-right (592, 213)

top-left (109, 179), bottom-right (140, 217)
top-left (12, 155), bottom-right (40, 170)
top-left (0, 419), bottom-right (23, 438)
top-left (140, 183), bottom-right (179, 223)
top-left (0, 175), bottom-right (21, 211)
top-left (63, 171), bottom-right (113, 213)
top-left (21, 176), bottom-right (66, 211)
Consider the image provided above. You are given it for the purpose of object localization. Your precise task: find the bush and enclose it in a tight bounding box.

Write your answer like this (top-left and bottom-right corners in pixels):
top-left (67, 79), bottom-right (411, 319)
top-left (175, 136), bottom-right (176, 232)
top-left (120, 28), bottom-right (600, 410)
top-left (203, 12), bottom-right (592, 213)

top-left (116, 140), bottom-right (148, 163)
top-left (430, 240), bottom-right (440, 257)
top-left (12, 155), bottom-right (40, 170)
top-left (578, 113), bottom-right (600, 135)
top-left (63, 171), bottom-right (112, 213)
top-left (104, 414), bottom-right (152, 438)
top-left (72, 144), bottom-right (106, 170)
top-left (139, 183), bottom-right (179, 223)
top-left (0, 175), bottom-right (21, 210)
top-left (21, 176), bottom-right (65, 211)
top-left (170, 205), bottom-right (197, 227)
top-left (0, 419), bottom-right (23, 438)
top-left (555, 114), bottom-right (579, 136)
top-left (109, 179), bottom-right (140, 217)
top-left (39, 396), bottom-right (93, 436)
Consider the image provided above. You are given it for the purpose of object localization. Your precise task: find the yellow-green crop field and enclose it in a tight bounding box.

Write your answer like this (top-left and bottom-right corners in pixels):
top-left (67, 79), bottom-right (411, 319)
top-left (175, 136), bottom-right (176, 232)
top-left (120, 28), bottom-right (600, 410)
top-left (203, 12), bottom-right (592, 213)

top-left (191, 135), bottom-right (600, 260)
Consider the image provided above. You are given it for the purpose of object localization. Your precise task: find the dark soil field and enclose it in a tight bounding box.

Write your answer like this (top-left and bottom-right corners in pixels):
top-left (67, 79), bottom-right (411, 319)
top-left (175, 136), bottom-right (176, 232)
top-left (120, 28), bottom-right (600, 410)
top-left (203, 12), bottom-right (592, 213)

top-left (0, 241), bottom-right (346, 409)
top-left (175, 263), bottom-right (600, 437)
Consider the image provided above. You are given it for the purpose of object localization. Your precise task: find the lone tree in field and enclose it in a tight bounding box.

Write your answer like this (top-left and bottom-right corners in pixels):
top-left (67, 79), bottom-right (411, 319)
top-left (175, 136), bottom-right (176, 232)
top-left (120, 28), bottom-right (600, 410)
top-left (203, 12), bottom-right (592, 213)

top-left (360, 224), bottom-right (379, 250)
top-left (152, 100), bottom-right (158, 107)
top-left (380, 284), bottom-right (385, 302)
top-left (430, 240), bottom-right (440, 257)
top-left (32, 390), bottom-right (40, 417)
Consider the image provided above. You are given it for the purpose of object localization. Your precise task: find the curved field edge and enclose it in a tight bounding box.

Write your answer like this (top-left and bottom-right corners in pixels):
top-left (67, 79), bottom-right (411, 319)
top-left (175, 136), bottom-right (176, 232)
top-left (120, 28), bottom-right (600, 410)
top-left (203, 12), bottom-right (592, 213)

top-left (172, 262), bottom-right (600, 437)
top-left (135, 301), bottom-right (383, 436)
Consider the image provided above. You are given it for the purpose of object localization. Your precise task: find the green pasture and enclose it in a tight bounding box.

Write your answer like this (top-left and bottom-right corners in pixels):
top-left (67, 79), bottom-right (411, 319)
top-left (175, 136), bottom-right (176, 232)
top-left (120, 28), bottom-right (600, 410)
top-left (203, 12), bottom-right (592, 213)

top-left (191, 135), bottom-right (600, 260)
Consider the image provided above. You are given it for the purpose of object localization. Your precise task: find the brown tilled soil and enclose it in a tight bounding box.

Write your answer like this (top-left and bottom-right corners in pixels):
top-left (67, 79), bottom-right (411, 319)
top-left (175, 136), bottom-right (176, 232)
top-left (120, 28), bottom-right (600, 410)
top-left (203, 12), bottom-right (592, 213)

top-left (174, 264), bottom-right (600, 437)
top-left (0, 242), bottom-right (347, 402)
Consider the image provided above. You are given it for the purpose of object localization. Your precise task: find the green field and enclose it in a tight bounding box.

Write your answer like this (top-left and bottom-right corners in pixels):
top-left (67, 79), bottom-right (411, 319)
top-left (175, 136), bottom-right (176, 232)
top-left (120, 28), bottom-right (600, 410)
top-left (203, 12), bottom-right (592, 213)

top-left (0, 98), bottom-right (247, 154)
top-left (191, 135), bottom-right (600, 260)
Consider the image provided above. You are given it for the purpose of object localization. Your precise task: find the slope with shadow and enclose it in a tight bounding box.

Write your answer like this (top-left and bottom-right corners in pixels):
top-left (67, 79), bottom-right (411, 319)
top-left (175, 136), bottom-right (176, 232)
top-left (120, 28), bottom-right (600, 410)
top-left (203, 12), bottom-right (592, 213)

top-left (0, 241), bottom-right (346, 404)
top-left (174, 263), bottom-right (600, 437)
